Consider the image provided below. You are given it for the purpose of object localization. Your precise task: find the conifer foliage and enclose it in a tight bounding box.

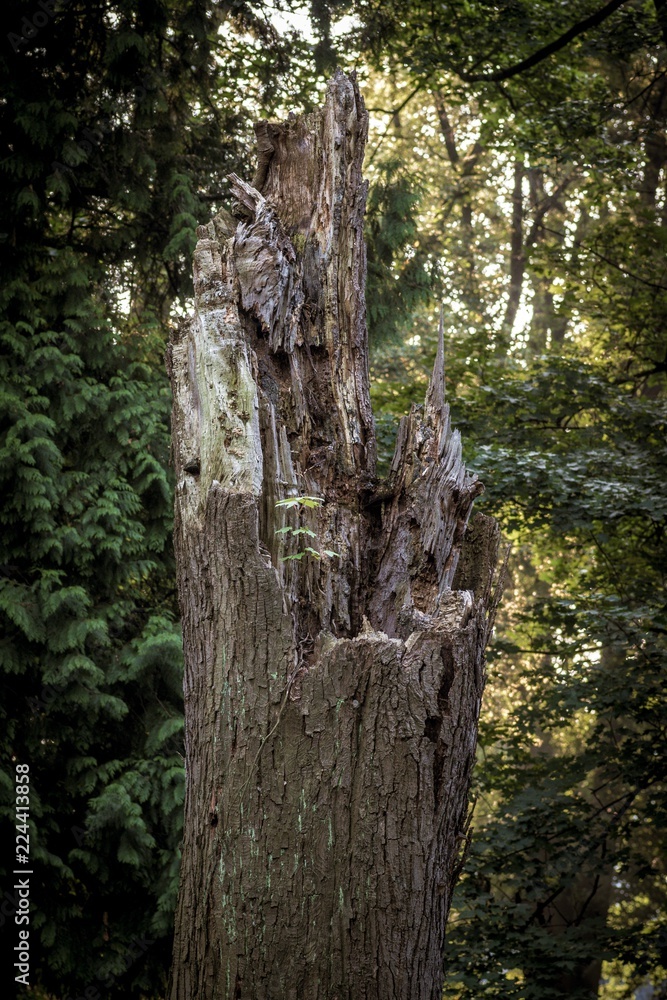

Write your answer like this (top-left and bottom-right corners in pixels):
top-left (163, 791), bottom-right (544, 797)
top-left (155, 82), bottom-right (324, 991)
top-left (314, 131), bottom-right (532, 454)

top-left (1, 247), bottom-right (183, 992)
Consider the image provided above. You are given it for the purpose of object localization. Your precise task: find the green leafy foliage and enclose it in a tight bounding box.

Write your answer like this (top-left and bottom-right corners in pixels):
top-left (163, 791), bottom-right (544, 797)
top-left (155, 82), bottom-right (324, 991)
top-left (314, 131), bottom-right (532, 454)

top-left (275, 496), bottom-right (324, 510)
top-left (274, 497), bottom-right (341, 561)
top-left (344, 1), bottom-right (667, 994)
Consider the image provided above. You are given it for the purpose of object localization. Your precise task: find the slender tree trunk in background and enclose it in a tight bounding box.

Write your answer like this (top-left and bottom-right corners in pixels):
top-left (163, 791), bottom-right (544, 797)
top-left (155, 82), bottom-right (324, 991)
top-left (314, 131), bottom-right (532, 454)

top-left (503, 161), bottom-right (525, 338)
top-left (534, 645), bottom-right (626, 996)
top-left (541, 859), bottom-right (613, 996)
top-left (434, 93), bottom-right (483, 280)
top-left (167, 72), bottom-right (501, 1000)
top-left (526, 169), bottom-right (570, 350)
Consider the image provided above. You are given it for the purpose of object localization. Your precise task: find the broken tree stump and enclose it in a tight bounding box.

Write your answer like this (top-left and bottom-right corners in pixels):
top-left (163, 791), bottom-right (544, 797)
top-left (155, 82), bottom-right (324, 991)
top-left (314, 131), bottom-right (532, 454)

top-left (167, 70), bottom-right (500, 1000)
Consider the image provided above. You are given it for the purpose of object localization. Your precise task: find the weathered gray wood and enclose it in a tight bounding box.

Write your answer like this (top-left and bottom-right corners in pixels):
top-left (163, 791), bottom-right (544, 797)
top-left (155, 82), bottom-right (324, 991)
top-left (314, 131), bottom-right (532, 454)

top-left (167, 71), bottom-right (500, 1000)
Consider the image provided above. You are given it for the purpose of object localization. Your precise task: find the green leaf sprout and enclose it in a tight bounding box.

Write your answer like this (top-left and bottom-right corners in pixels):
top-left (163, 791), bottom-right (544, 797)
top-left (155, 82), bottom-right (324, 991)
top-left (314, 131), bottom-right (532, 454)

top-left (274, 496), bottom-right (341, 562)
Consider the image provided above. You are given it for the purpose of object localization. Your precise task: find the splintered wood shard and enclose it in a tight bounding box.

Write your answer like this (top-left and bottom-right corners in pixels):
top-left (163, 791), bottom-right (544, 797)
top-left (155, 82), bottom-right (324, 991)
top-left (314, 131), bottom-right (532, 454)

top-left (425, 304), bottom-right (446, 424)
top-left (372, 302), bottom-right (486, 637)
top-left (168, 70), bottom-right (501, 1000)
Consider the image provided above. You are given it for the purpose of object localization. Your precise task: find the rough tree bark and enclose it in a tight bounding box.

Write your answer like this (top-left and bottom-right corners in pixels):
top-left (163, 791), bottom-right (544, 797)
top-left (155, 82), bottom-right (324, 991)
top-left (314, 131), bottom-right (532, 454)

top-left (167, 71), bottom-right (501, 1000)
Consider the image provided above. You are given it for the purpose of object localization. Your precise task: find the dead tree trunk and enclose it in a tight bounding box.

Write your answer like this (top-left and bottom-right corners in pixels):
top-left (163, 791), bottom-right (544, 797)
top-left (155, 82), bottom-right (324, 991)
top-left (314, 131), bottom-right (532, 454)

top-left (167, 71), bottom-right (501, 1000)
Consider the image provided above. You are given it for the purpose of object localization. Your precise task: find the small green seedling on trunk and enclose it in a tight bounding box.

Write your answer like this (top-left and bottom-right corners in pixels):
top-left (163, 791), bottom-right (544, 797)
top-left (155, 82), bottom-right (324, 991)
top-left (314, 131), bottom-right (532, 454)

top-left (274, 496), bottom-right (341, 561)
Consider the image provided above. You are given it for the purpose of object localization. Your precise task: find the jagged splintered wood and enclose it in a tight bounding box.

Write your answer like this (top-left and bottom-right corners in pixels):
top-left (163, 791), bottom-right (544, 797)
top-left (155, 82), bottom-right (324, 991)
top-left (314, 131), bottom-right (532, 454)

top-left (167, 71), bottom-right (501, 1000)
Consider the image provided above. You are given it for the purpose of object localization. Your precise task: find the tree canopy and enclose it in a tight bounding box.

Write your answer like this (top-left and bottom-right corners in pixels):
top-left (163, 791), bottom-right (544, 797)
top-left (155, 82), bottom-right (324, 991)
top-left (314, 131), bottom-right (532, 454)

top-left (340, 1), bottom-right (667, 995)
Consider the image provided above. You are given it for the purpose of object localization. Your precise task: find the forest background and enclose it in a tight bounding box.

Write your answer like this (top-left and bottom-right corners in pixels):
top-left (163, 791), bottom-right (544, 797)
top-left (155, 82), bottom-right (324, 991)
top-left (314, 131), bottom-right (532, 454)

top-left (1, 1), bottom-right (666, 997)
